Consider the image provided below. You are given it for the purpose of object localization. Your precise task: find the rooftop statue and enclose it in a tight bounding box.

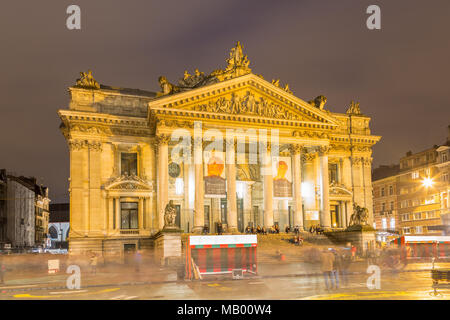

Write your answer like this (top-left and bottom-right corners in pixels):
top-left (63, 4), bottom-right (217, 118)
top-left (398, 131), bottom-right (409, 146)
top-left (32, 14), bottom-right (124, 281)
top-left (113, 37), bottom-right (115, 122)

top-left (308, 95), bottom-right (327, 110)
top-left (346, 100), bottom-right (362, 115)
top-left (75, 70), bottom-right (100, 89)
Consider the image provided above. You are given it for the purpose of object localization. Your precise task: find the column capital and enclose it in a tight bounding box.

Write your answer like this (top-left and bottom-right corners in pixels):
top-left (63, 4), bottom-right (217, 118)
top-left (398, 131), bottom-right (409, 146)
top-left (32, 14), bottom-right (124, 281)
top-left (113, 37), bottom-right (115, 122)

top-left (317, 145), bottom-right (330, 156)
top-left (289, 144), bottom-right (304, 155)
top-left (301, 153), bottom-right (316, 162)
top-left (155, 134), bottom-right (171, 146)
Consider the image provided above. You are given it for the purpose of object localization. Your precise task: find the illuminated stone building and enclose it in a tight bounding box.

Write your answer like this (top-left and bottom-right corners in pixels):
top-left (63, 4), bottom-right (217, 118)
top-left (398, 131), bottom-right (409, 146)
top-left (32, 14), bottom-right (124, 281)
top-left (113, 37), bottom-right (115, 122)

top-left (58, 42), bottom-right (380, 255)
top-left (373, 126), bottom-right (450, 237)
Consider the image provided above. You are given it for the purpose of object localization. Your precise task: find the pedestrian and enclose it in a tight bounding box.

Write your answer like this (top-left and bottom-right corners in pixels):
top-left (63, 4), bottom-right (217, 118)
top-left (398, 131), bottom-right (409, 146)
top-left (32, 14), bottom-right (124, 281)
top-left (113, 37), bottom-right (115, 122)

top-left (262, 226), bottom-right (267, 235)
top-left (285, 225), bottom-right (290, 233)
top-left (332, 249), bottom-right (341, 289)
top-left (351, 245), bottom-right (357, 261)
top-left (340, 249), bottom-right (351, 287)
top-left (134, 250), bottom-right (142, 273)
top-left (90, 253), bottom-right (98, 275)
top-left (217, 222), bottom-right (223, 235)
top-left (321, 248), bottom-right (335, 290)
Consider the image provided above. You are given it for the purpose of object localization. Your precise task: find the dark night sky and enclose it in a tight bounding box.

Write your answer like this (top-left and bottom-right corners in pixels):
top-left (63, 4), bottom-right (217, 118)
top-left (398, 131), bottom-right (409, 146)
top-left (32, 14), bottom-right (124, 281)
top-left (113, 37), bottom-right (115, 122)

top-left (0, 0), bottom-right (449, 203)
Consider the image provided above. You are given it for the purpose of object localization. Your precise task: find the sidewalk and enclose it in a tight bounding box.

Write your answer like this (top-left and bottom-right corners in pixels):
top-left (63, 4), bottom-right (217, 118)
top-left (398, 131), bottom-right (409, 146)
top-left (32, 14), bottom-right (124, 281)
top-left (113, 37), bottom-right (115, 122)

top-left (2, 260), bottom-right (449, 292)
top-left (0, 264), bottom-right (178, 292)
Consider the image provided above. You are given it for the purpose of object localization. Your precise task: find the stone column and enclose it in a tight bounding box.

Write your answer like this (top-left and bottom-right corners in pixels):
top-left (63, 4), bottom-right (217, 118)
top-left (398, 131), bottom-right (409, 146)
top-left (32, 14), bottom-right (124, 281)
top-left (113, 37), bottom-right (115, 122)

top-left (319, 146), bottom-right (331, 228)
top-left (226, 139), bottom-right (238, 233)
top-left (115, 197), bottom-right (120, 230)
top-left (157, 134), bottom-right (170, 231)
top-left (243, 181), bottom-right (254, 227)
top-left (138, 197), bottom-right (144, 231)
top-left (108, 197), bottom-right (114, 232)
top-left (193, 137), bottom-right (204, 233)
top-left (291, 144), bottom-right (304, 229)
top-left (183, 161), bottom-right (190, 232)
top-left (263, 144), bottom-right (274, 228)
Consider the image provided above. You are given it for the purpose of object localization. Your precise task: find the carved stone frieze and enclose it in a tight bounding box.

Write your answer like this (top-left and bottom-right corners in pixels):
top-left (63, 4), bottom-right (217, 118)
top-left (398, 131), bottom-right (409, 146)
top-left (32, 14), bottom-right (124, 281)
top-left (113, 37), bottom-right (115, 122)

top-left (193, 91), bottom-right (303, 120)
top-left (104, 174), bottom-right (154, 191)
top-left (292, 131), bottom-right (329, 139)
top-left (68, 140), bottom-right (102, 151)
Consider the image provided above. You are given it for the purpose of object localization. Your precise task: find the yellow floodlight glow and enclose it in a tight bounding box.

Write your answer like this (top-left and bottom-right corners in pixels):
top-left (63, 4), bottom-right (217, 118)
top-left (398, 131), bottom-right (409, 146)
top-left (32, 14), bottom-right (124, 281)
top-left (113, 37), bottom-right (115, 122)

top-left (422, 177), bottom-right (434, 188)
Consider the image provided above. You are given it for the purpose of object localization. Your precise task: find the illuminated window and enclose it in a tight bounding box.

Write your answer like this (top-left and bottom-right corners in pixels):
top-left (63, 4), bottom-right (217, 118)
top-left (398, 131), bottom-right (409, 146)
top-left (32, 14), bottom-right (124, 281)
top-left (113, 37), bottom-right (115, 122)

top-left (390, 218), bottom-right (395, 229)
top-left (382, 218), bottom-right (387, 230)
top-left (411, 171), bottom-right (419, 179)
top-left (416, 226), bottom-right (423, 234)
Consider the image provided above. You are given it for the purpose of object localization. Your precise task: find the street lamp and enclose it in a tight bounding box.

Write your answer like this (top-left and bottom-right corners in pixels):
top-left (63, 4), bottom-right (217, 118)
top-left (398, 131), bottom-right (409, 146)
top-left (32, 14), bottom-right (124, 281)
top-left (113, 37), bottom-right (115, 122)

top-left (422, 177), bottom-right (434, 188)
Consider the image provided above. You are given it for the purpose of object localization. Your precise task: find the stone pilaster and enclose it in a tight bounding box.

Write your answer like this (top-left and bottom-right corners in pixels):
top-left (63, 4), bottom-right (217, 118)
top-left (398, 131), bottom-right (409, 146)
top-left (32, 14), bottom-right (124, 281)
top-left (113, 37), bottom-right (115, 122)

top-left (290, 144), bottom-right (304, 229)
top-left (226, 138), bottom-right (238, 233)
top-left (318, 146), bottom-right (331, 228)
top-left (156, 134), bottom-right (170, 231)
top-left (193, 137), bottom-right (204, 233)
top-left (263, 143), bottom-right (274, 228)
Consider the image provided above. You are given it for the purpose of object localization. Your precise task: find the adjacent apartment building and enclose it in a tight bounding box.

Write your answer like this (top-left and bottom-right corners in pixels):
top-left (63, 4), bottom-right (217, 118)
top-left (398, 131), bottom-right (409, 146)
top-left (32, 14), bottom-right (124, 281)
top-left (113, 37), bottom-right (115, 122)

top-left (372, 126), bottom-right (450, 240)
top-left (0, 170), bottom-right (50, 249)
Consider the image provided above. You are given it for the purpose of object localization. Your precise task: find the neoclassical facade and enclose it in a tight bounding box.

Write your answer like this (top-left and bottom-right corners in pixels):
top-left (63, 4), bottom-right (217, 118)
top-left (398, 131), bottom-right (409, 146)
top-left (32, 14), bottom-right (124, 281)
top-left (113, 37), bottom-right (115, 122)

top-left (59, 42), bottom-right (380, 255)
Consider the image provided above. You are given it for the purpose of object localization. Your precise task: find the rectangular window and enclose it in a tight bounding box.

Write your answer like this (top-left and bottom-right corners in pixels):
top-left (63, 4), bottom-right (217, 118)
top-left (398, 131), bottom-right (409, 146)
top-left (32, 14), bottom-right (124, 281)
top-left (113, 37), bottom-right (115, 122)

top-left (390, 201), bottom-right (394, 210)
top-left (382, 203), bottom-right (386, 212)
top-left (442, 153), bottom-right (448, 162)
top-left (416, 226), bottom-right (423, 234)
top-left (121, 202), bottom-right (138, 229)
top-left (382, 218), bottom-right (387, 230)
top-left (411, 171), bottom-right (419, 179)
top-left (390, 218), bottom-right (395, 229)
top-left (121, 153), bottom-right (138, 176)
top-left (328, 163), bottom-right (339, 184)
top-left (414, 213), bottom-right (422, 220)
top-left (389, 185), bottom-right (393, 195)
top-left (381, 188), bottom-right (385, 197)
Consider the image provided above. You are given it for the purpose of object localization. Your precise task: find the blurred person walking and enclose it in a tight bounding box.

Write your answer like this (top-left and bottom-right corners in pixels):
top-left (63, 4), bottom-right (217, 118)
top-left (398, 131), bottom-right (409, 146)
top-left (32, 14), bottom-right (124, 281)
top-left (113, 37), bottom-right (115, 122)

top-left (134, 250), bottom-right (143, 273)
top-left (340, 249), bottom-right (351, 287)
top-left (321, 248), bottom-right (335, 290)
top-left (90, 253), bottom-right (98, 275)
top-left (332, 249), bottom-right (341, 289)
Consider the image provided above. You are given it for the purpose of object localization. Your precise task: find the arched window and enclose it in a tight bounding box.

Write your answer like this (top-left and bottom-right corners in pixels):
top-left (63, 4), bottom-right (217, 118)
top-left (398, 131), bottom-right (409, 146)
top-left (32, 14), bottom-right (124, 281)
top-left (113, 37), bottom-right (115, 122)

top-left (49, 226), bottom-right (58, 239)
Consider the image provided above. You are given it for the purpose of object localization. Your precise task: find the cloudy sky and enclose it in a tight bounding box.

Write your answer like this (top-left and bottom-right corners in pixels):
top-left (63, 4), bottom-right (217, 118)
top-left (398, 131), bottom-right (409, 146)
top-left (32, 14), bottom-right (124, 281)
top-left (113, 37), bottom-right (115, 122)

top-left (0, 0), bottom-right (449, 202)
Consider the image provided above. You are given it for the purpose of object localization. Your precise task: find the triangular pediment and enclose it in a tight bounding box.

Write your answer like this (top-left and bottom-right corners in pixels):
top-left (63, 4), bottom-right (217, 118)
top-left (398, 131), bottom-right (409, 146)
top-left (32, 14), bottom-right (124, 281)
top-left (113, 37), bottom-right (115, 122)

top-left (148, 73), bottom-right (340, 128)
top-left (103, 175), bottom-right (153, 191)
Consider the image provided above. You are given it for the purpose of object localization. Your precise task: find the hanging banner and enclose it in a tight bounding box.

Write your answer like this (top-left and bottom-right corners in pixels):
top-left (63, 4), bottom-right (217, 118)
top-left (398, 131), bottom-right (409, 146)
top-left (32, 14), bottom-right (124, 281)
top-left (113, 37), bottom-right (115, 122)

top-left (272, 156), bottom-right (292, 198)
top-left (204, 151), bottom-right (226, 196)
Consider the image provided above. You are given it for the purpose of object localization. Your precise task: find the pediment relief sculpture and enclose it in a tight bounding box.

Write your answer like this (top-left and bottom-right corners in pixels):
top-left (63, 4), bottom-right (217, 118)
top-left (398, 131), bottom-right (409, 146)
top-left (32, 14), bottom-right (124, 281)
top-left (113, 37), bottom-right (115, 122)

top-left (191, 91), bottom-right (304, 121)
top-left (104, 174), bottom-right (153, 191)
top-left (329, 181), bottom-right (352, 195)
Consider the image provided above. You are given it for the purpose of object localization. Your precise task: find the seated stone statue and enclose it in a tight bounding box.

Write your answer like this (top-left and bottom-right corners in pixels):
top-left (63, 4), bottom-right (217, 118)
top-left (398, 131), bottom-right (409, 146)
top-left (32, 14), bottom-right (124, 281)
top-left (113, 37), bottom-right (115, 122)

top-left (163, 200), bottom-right (177, 229)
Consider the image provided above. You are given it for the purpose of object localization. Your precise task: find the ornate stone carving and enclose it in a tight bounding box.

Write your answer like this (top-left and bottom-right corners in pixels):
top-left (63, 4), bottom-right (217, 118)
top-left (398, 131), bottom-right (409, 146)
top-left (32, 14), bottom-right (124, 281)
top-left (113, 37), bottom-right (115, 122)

top-left (75, 70), bottom-right (100, 89)
top-left (351, 157), bottom-right (362, 165)
top-left (163, 200), bottom-right (178, 229)
top-left (346, 100), bottom-right (362, 115)
top-left (348, 204), bottom-right (369, 226)
top-left (155, 134), bottom-right (171, 146)
top-left (292, 131), bottom-right (329, 139)
top-left (289, 144), bottom-right (303, 155)
top-left (68, 140), bottom-right (102, 151)
top-left (317, 146), bottom-right (330, 156)
top-left (194, 91), bottom-right (302, 120)
top-left (272, 79), bottom-right (293, 94)
top-left (156, 41), bottom-right (251, 96)
top-left (105, 174), bottom-right (153, 191)
top-left (308, 95), bottom-right (327, 110)
top-left (363, 157), bottom-right (373, 166)
top-left (301, 153), bottom-right (316, 162)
